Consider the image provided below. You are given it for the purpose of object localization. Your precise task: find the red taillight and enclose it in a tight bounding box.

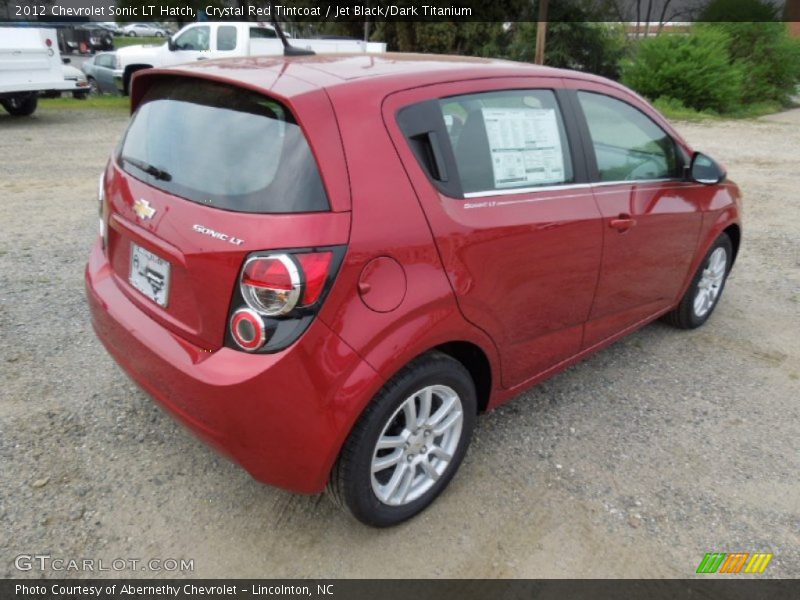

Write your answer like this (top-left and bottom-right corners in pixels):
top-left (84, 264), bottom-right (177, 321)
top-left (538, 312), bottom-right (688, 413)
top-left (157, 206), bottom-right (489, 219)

top-left (240, 251), bottom-right (333, 317)
top-left (296, 251), bottom-right (333, 305)
top-left (98, 170), bottom-right (107, 250)
top-left (241, 254), bottom-right (301, 316)
top-left (230, 247), bottom-right (342, 353)
top-left (243, 256), bottom-right (294, 291)
top-left (45, 38), bottom-right (52, 47)
top-left (230, 308), bottom-right (266, 351)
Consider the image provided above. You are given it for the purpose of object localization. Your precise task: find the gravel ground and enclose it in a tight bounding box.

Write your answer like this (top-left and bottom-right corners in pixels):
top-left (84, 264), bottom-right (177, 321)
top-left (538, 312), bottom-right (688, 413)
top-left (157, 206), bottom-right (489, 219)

top-left (0, 104), bottom-right (798, 579)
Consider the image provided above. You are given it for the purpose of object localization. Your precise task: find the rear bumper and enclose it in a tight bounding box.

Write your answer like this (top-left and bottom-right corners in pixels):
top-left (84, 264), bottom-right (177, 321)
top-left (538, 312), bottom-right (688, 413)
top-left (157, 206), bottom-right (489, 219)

top-left (0, 81), bottom-right (75, 96)
top-left (85, 241), bottom-right (376, 493)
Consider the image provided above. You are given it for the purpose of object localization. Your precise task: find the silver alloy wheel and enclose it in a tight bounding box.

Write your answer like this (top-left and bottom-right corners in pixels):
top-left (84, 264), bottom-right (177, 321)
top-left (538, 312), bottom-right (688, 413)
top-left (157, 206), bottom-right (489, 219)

top-left (370, 385), bottom-right (463, 507)
top-left (694, 246), bottom-right (728, 318)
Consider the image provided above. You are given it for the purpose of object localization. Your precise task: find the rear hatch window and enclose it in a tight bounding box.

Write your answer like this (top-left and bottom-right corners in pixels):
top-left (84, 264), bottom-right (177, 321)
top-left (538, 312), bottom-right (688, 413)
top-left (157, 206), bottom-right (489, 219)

top-left (118, 77), bottom-right (329, 213)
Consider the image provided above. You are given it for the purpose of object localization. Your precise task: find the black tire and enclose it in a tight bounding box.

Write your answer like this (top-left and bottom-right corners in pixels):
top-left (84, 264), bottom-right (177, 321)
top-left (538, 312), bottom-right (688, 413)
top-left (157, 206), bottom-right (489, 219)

top-left (663, 232), bottom-right (733, 329)
top-left (3, 95), bottom-right (38, 116)
top-left (329, 351), bottom-right (477, 527)
top-left (127, 31), bottom-right (136, 37)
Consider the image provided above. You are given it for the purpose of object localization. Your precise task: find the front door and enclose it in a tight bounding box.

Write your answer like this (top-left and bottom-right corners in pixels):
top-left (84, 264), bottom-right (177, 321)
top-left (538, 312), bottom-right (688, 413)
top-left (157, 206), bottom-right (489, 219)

top-left (570, 85), bottom-right (705, 347)
top-left (384, 79), bottom-right (604, 389)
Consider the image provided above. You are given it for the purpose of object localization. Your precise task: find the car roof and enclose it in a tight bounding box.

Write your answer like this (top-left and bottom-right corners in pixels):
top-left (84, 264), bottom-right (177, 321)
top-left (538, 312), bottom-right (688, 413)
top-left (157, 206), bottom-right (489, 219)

top-left (148, 52), bottom-right (617, 99)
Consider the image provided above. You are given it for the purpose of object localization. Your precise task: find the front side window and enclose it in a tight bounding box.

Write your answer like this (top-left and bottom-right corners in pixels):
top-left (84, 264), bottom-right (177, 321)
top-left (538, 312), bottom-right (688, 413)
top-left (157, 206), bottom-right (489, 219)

top-left (440, 89), bottom-right (573, 194)
top-left (119, 77), bottom-right (328, 214)
top-left (578, 91), bottom-right (681, 182)
top-left (217, 26), bottom-right (237, 51)
top-left (173, 26), bottom-right (210, 51)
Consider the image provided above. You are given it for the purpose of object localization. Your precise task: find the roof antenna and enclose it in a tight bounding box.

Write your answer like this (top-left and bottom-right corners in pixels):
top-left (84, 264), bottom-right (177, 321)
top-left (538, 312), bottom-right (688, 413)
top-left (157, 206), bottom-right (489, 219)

top-left (268, 1), bottom-right (315, 56)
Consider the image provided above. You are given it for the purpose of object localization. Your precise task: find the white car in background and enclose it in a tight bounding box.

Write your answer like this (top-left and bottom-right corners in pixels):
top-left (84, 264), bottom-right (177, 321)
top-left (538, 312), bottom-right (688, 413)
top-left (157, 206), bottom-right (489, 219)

top-left (121, 23), bottom-right (168, 37)
top-left (61, 62), bottom-right (90, 98)
top-left (113, 21), bottom-right (386, 95)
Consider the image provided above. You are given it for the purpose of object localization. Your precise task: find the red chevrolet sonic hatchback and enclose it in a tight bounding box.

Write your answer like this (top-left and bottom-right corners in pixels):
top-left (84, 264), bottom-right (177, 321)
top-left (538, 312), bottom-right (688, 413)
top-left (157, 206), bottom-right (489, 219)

top-left (86, 53), bottom-right (741, 526)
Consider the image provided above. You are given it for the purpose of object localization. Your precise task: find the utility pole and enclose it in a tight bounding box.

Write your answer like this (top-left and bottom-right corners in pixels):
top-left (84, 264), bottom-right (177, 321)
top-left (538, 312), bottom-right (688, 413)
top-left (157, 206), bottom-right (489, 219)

top-left (534, 0), bottom-right (549, 65)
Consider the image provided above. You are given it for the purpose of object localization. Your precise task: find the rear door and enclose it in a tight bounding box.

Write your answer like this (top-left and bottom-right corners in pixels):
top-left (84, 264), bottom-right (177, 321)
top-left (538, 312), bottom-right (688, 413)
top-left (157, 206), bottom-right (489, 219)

top-left (104, 74), bottom-right (350, 351)
top-left (384, 78), bottom-right (603, 389)
top-left (565, 82), bottom-right (704, 347)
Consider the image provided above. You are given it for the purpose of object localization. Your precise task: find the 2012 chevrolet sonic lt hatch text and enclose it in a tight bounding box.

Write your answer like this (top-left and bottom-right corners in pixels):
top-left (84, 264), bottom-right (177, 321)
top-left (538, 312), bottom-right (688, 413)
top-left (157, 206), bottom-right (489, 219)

top-left (85, 53), bottom-right (742, 527)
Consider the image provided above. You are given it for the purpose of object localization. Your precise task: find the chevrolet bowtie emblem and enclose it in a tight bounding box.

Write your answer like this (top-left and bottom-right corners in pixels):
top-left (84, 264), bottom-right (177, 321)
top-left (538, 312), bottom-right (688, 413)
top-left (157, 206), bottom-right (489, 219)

top-left (133, 198), bottom-right (156, 220)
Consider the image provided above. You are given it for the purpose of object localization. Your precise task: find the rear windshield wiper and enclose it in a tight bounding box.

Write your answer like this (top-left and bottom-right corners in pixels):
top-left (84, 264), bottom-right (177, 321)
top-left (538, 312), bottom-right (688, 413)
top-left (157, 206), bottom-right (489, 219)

top-left (121, 155), bottom-right (172, 182)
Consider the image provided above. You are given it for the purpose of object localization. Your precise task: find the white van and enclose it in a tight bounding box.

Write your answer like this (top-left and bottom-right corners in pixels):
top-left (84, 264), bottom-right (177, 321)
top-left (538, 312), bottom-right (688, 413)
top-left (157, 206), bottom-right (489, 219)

top-left (0, 27), bottom-right (77, 116)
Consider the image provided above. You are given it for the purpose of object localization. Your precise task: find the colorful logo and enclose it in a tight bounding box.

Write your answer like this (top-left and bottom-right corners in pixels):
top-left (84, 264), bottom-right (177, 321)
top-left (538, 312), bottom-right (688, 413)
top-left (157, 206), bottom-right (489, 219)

top-left (696, 552), bottom-right (773, 574)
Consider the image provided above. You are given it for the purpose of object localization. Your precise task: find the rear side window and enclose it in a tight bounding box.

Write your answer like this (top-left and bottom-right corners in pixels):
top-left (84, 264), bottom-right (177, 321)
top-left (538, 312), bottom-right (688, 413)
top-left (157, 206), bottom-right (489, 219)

top-left (250, 27), bottom-right (277, 39)
top-left (577, 91), bottom-right (681, 182)
top-left (217, 26), bottom-right (237, 51)
top-left (440, 90), bottom-right (573, 194)
top-left (119, 78), bottom-right (329, 214)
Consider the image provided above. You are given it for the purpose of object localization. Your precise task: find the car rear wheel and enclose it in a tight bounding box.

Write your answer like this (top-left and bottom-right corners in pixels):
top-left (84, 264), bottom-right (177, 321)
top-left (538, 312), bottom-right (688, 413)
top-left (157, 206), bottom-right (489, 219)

top-left (88, 77), bottom-right (100, 96)
top-left (328, 352), bottom-right (476, 527)
top-left (2, 95), bottom-right (38, 117)
top-left (663, 232), bottom-right (733, 329)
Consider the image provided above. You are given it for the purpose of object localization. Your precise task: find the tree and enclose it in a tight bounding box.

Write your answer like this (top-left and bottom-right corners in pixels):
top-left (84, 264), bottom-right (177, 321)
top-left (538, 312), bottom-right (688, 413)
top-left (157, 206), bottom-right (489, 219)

top-left (506, 1), bottom-right (630, 78)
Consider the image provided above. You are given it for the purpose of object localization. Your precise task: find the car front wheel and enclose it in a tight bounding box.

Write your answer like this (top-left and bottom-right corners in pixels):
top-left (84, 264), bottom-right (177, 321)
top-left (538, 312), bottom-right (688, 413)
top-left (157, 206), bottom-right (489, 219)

top-left (329, 352), bottom-right (476, 527)
top-left (663, 232), bottom-right (733, 329)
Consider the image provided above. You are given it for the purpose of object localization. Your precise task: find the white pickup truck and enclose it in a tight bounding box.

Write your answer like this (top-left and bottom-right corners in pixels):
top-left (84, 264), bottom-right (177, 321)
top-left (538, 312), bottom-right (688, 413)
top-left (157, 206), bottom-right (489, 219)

top-left (0, 27), bottom-right (78, 116)
top-left (113, 21), bottom-right (387, 94)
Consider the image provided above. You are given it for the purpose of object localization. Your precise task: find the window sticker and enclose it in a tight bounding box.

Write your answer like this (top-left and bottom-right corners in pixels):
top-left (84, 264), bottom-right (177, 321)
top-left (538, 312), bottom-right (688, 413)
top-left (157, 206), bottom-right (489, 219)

top-left (481, 107), bottom-right (565, 189)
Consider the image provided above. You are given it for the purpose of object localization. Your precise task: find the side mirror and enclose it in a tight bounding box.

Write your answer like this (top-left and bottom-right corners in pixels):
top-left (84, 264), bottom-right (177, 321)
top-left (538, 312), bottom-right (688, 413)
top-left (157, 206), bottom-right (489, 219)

top-left (167, 38), bottom-right (177, 51)
top-left (690, 152), bottom-right (726, 185)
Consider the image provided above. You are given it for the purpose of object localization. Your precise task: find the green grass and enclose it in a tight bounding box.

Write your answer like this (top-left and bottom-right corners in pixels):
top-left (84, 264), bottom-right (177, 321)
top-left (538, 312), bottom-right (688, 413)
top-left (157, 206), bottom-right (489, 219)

top-left (113, 36), bottom-right (165, 48)
top-left (653, 96), bottom-right (792, 122)
top-left (39, 95), bottom-right (129, 111)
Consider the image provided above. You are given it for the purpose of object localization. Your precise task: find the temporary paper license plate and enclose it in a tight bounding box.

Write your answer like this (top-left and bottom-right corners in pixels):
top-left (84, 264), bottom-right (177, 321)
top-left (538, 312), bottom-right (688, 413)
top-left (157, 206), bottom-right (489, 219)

top-left (129, 243), bottom-right (170, 307)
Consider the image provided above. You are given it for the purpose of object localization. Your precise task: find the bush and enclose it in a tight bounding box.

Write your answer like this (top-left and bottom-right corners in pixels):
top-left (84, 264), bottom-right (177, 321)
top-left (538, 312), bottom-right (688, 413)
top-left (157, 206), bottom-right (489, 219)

top-left (621, 28), bottom-right (743, 113)
top-left (708, 22), bottom-right (800, 104)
